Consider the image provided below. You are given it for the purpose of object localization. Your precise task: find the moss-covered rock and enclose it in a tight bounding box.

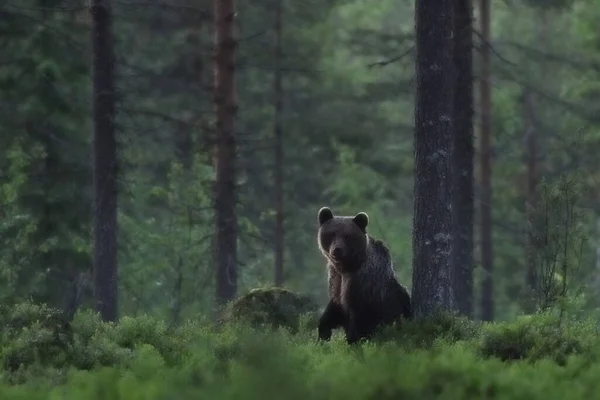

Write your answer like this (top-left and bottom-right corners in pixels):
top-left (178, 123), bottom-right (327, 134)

top-left (223, 287), bottom-right (319, 333)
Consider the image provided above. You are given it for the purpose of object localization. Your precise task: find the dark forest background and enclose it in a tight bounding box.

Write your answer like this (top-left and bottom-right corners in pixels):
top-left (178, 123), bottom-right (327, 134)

top-left (2, 0), bottom-right (600, 326)
top-left (5, 0), bottom-right (600, 398)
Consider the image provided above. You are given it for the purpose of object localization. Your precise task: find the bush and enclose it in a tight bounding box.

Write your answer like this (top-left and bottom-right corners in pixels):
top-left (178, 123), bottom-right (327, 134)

top-left (1, 300), bottom-right (600, 398)
top-left (0, 302), bottom-right (73, 380)
top-left (0, 302), bottom-right (202, 383)
top-left (478, 313), bottom-right (597, 365)
top-left (373, 311), bottom-right (480, 348)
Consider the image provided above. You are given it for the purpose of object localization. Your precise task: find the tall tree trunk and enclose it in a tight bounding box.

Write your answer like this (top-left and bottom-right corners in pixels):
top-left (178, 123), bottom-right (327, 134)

top-left (91, 0), bottom-right (118, 322)
top-left (412, 0), bottom-right (455, 317)
top-left (213, 0), bottom-right (238, 308)
top-left (170, 257), bottom-right (184, 326)
top-left (594, 215), bottom-right (600, 296)
top-left (273, 0), bottom-right (285, 287)
top-left (524, 9), bottom-right (546, 308)
top-left (451, 0), bottom-right (474, 318)
top-left (479, 0), bottom-right (494, 322)
top-left (175, 117), bottom-right (193, 170)
top-left (523, 88), bottom-right (538, 300)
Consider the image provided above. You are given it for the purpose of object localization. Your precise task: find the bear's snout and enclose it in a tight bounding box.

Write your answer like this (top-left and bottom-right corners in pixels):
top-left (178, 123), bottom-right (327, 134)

top-left (331, 246), bottom-right (345, 260)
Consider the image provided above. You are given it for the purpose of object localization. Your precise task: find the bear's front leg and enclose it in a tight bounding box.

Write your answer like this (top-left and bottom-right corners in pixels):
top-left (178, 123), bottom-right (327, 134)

top-left (344, 313), bottom-right (361, 344)
top-left (318, 300), bottom-right (345, 341)
top-left (344, 312), bottom-right (375, 345)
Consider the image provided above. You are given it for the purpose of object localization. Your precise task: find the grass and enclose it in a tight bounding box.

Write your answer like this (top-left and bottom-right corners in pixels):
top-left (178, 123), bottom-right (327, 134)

top-left (0, 300), bottom-right (600, 399)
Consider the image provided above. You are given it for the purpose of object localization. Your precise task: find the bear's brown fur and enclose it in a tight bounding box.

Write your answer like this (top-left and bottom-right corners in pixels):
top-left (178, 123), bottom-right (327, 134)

top-left (316, 206), bottom-right (412, 344)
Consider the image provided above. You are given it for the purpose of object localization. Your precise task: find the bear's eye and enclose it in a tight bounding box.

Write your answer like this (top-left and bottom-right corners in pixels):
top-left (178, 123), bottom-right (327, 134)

top-left (327, 232), bottom-right (337, 243)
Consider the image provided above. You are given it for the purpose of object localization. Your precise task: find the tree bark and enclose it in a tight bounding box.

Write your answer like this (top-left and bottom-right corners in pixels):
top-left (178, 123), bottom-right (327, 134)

top-left (63, 271), bottom-right (91, 321)
top-left (273, 0), bottom-right (285, 287)
top-left (170, 257), bottom-right (184, 325)
top-left (479, 0), bottom-right (494, 322)
top-left (525, 9), bottom-right (547, 306)
top-left (451, 0), bottom-right (474, 318)
top-left (594, 216), bottom-right (600, 295)
top-left (412, 0), bottom-right (455, 317)
top-left (213, 0), bottom-right (238, 308)
top-left (174, 117), bottom-right (193, 170)
top-left (91, 0), bottom-right (118, 322)
top-left (524, 88), bottom-right (538, 297)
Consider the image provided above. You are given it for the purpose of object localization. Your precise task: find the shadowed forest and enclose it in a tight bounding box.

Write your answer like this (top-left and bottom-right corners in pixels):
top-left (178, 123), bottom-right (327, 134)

top-left (2, 0), bottom-right (600, 398)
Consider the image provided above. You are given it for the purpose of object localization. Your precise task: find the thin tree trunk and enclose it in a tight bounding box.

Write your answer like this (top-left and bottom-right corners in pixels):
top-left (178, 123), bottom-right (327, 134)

top-left (594, 216), bottom-right (600, 295)
top-left (479, 0), bottom-right (494, 322)
top-left (273, 0), bottom-right (284, 287)
top-left (170, 257), bottom-right (184, 325)
top-left (213, 0), bottom-right (238, 308)
top-left (525, 10), bottom-right (546, 307)
top-left (63, 271), bottom-right (91, 321)
top-left (412, 0), bottom-right (455, 317)
top-left (91, 0), bottom-right (118, 322)
top-left (524, 88), bottom-right (538, 298)
top-left (451, 0), bottom-right (474, 318)
top-left (175, 118), bottom-right (193, 170)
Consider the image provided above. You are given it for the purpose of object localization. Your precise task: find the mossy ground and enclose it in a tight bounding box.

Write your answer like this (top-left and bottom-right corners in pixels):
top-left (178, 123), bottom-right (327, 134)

top-left (1, 298), bottom-right (600, 399)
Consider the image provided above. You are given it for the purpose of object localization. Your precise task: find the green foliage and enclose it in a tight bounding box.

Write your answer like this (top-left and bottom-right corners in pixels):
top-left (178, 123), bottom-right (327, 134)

top-left (478, 313), bottom-right (596, 364)
top-left (526, 175), bottom-right (588, 312)
top-left (0, 1), bottom-right (91, 307)
top-left (4, 0), bottom-right (600, 328)
top-left (376, 311), bottom-right (480, 348)
top-left (0, 302), bottom-right (72, 379)
top-left (1, 302), bottom-right (600, 398)
top-left (118, 157), bottom-right (216, 320)
top-left (0, 302), bottom-right (192, 383)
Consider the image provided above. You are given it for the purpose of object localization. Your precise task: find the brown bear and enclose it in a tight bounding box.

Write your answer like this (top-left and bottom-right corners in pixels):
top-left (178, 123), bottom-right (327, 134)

top-left (316, 206), bottom-right (412, 344)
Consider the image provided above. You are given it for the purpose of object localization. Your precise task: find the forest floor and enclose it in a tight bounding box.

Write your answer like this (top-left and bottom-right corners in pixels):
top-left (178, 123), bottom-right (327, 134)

top-left (1, 301), bottom-right (600, 399)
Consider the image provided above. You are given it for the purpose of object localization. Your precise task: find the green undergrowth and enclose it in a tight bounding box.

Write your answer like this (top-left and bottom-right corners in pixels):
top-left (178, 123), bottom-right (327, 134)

top-left (1, 300), bottom-right (600, 399)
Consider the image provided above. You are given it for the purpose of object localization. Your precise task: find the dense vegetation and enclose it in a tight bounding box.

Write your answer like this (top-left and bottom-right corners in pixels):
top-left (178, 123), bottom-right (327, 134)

top-left (4, 0), bottom-right (600, 321)
top-left (0, 302), bottom-right (598, 398)
top-left (4, 0), bottom-right (600, 396)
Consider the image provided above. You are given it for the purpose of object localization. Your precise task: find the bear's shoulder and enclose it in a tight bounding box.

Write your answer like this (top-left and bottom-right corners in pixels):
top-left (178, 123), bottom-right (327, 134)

top-left (368, 235), bottom-right (390, 254)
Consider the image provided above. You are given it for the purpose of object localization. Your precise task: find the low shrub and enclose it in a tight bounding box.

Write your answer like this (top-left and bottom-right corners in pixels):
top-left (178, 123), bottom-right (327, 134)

top-left (0, 302), bottom-right (74, 382)
top-left (0, 299), bottom-right (599, 398)
top-left (478, 313), bottom-right (598, 365)
top-left (372, 311), bottom-right (480, 348)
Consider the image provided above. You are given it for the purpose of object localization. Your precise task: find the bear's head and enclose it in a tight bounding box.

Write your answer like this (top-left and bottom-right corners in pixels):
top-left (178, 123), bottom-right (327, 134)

top-left (317, 207), bottom-right (369, 273)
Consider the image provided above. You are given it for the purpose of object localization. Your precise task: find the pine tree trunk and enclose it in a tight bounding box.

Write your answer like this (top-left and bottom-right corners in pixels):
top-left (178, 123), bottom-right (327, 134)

top-left (412, 0), bottom-right (455, 317)
top-left (213, 0), bottom-right (238, 308)
top-left (451, 0), bottom-right (475, 318)
top-left (524, 88), bottom-right (538, 300)
top-left (91, 0), bottom-right (118, 322)
top-left (594, 216), bottom-right (600, 295)
top-left (174, 118), bottom-right (193, 170)
top-left (525, 9), bottom-right (546, 307)
top-left (479, 0), bottom-right (494, 322)
top-left (170, 257), bottom-right (184, 326)
top-left (273, 0), bottom-right (285, 287)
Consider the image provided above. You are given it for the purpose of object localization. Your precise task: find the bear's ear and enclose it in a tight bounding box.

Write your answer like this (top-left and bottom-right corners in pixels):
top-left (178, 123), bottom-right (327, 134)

top-left (318, 207), bottom-right (334, 225)
top-left (353, 212), bottom-right (369, 232)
